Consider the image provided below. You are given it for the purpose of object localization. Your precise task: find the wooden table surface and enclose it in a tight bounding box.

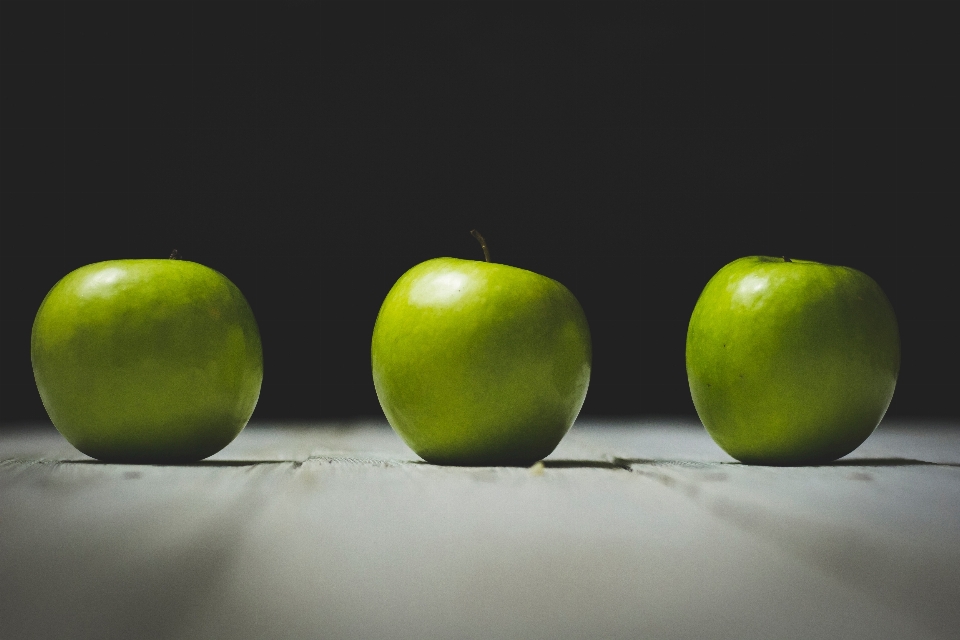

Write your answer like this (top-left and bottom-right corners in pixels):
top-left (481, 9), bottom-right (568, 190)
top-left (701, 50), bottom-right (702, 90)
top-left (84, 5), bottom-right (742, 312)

top-left (2, 419), bottom-right (959, 640)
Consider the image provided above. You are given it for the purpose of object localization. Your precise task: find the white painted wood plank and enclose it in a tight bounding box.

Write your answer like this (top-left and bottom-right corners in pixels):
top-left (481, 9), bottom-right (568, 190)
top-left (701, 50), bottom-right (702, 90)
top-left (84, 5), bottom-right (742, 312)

top-left (1, 420), bottom-right (957, 640)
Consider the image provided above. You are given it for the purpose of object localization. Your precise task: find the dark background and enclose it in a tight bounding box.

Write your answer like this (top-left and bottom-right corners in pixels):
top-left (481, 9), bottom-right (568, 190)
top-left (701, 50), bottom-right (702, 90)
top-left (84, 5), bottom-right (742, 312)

top-left (1, 1), bottom-right (957, 426)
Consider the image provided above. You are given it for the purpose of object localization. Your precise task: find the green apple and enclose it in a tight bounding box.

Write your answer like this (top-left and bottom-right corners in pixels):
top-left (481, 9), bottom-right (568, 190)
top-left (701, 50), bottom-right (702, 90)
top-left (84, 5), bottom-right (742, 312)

top-left (31, 258), bottom-right (263, 463)
top-left (686, 256), bottom-right (900, 465)
top-left (371, 251), bottom-right (591, 466)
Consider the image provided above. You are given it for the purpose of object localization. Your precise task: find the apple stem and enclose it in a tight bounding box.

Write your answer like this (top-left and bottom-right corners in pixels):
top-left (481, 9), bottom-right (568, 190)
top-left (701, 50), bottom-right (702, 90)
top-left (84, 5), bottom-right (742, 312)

top-left (470, 230), bottom-right (491, 262)
top-left (169, 249), bottom-right (180, 260)
top-left (783, 256), bottom-right (792, 263)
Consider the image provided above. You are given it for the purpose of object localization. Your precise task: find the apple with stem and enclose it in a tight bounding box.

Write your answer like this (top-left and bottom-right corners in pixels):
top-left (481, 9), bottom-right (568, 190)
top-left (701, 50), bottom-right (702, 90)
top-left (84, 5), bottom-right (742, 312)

top-left (371, 231), bottom-right (592, 466)
top-left (31, 254), bottom-right (263, 463)
top-left (686, 256), bottom-right (900, 465)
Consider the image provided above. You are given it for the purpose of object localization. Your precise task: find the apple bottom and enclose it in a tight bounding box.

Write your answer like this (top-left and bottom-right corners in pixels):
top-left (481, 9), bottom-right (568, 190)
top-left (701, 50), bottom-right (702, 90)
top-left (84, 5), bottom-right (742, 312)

top-left (389, 416), bottom-right (582, 468)
top-left (63, 416), bottom-right (250, 465)
top-left (375, 323), bottom-right (591, 466)
top-left (42, 372), bottom-right (252, 463)
top-left (694, 379), bottom-right (895, 466)
top-left (34, 312), bottom-right (264, 463)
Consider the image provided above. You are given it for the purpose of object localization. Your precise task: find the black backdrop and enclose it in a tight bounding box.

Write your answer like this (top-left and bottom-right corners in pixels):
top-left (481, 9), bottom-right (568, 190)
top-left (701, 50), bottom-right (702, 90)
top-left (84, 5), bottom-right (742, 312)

top-left (1, 1), bottom-right (957, 426)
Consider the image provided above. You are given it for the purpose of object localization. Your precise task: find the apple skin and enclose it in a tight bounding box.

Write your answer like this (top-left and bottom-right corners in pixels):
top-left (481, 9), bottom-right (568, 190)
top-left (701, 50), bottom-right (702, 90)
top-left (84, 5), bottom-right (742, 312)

top-left (371, 258), bottom-right (592, 466)
top-left (31, 259), bottom-right (263, 463)
top-left (686, 256), bottom-right (900, 465)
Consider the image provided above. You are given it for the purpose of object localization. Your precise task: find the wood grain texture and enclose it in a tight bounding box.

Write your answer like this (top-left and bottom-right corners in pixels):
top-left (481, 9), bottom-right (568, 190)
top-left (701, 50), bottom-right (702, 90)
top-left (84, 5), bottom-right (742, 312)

top-left (1, 420), bottom-right (958, 640)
